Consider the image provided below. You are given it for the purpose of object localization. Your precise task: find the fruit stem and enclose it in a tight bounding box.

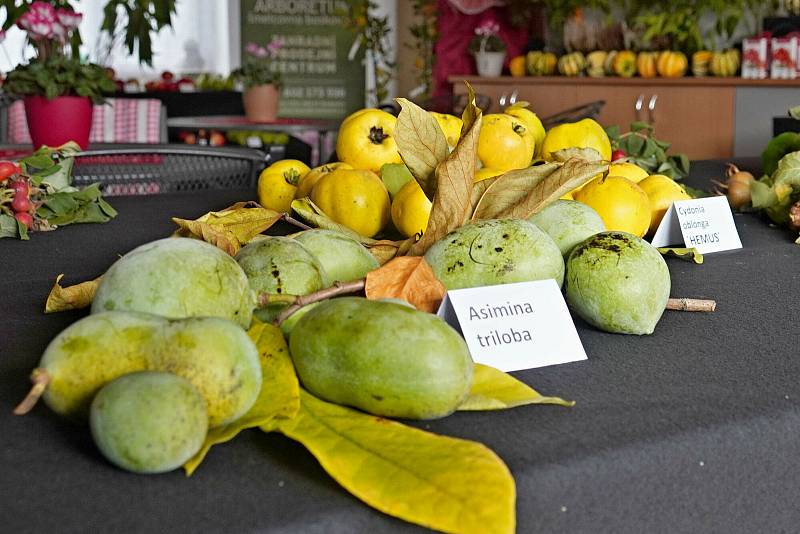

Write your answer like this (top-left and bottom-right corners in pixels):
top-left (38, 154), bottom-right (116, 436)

top-left (280, 213), bottom-right (312, 230)
top-left (272, 279), bottom-right (367, 326)
top-left (665, 298), bottom-right (716, 312)
top-left (13, 368), bottom-right (50, 415)
top-left (368, 126), bottom-right (389, 145)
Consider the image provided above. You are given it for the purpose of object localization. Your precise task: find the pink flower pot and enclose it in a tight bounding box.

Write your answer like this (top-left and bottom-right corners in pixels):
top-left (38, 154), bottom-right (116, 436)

top-left (24, 95), bottom-right (93, 149)
top-left (242, 84), bottom-right (279, 123)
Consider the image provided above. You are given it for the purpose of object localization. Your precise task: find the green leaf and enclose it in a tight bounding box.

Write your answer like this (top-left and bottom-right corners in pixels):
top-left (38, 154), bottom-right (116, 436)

top-left (626, 134), bottom-right (645, 156)
top-left (762, 132), bottom-right (800, 177)
top-left (657, 247), bottom-right (704, 264)
top-left (21, 154), bottom-right (56, 170)
top-left (291, 198), bottom-right (377, 245)
top-left (0, 214), bottom-right (19, 239)
top-left (394, 98), bottom-right (449, 201)
top-left (276, 390), bottom-right (516, 534)
top-left (642, 138), bottom-right (659, 159)
top-left (459, 364), bottom-right (574, 410)
top-left (750, 178), bottom-right (778, 209)
top-left (772, 151), bottom-right (800, 188)
top-left (184, 320), bottom-right (300, 475)
top-left (630, 121), bottom-right (651, 132)
top-left (16, 218), bottom-right (29, 240)
top-left (604, 124), bottom-right (620, 141)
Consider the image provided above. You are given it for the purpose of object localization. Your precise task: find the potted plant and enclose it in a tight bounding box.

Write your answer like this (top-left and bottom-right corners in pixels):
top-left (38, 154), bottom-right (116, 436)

top-left (234, 39), bottom-right (283, 123)
top-left (468, 21), bottom-right (506, 77)
top-left (2, 2), bottom-right (114, 149)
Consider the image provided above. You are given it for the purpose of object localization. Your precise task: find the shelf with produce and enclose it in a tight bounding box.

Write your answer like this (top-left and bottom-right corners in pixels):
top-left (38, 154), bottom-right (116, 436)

top-left (449, 75), bottom-right (800, 88)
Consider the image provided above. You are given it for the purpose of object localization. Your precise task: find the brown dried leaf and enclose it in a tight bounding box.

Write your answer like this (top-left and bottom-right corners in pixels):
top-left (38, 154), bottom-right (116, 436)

top-left (476, 157), bottom-right (607, 221)
top-left (460, 82), bottom-right (480, 133)
top-left (45, 274), bottom-right (102, 313)
top-left (408, 113), bottom-right (483, 256)
top-left (472, 162), bottom-right (561, 220)
top-left (394, 98), bottom-right (449, 200)
top-left (525, 156), bottom-right (608, 217)
top-left (550, 147), bottom-right (605, 163)
top-left (366, 237), bottom-right (415, 265)
top-left (365, 256), bottom-right (445, 313)
top-left (173, 202), bottom-right (281, 255)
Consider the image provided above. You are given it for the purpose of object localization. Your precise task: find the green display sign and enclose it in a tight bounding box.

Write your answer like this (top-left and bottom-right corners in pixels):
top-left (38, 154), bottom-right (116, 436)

top-left (240, 0), bottom-right (365, 120)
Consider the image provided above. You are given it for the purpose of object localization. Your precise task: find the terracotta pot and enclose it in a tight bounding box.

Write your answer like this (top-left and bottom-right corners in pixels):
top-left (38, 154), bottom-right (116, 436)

top-left (242, 84), bottom-right (279, 122)
top-left (24, 95), bottom-right (93, 149)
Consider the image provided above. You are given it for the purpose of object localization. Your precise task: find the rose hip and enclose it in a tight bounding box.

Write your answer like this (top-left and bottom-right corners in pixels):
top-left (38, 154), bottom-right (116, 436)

top-left (0, 161), bottom-right (20, 181)
top-left (12, 193), bottom-right (31, 213)
top-left (14, 212), bottom-right (33, 228)
top-left (9, 180), bottom-right (29, 195)
top-left (611, 149), bottom-right (627, 161)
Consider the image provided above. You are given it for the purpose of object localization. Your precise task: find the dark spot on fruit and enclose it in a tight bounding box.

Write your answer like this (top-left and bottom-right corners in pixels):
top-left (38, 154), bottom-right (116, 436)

top-left (371, 394), bottom-right (383, 401)
top-left (495, 247), bottom-right (503, 252)
top-left (502, 233), bottom-right (509, 239)
top-left (271, 270), bottom-right (280, 277)
top-left (456, 260), bottom-right (464, 267)
top-left (276, 288), bottom-right (282, 293)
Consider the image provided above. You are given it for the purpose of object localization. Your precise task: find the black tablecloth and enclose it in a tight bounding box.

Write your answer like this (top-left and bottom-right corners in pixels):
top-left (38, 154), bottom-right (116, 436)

top-left (2, 161), bottom-right (800, 533)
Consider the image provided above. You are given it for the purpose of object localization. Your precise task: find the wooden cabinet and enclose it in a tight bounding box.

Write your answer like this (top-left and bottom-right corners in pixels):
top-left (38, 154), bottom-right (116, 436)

top-left (451, 76), bottom-right (792, 160)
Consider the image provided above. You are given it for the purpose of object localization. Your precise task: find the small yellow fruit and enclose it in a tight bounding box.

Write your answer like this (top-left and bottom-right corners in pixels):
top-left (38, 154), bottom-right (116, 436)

top-left (540, 118), bottom-right (612, 161)
top-left (336, 109), bottom-right (402, 172)
top-left (295, 162), bottom-right (352, 199)
top-left (474, 167), bottom-right (504, 182)
top-left (477, 114), bottom-right (534, 171)
top-left (574, 175), bottom-right (651, 237)
top-left (638, 174), bottom-right (691, 235)
top-left (257, 159), bottom-right (311, 212)
top-left (505, 105), bottom-right (546, 159)
top-left (431, 112), bottom-right (463, 147)
top-left (509, 55), bottom-right (526, 77)
top-left (391, 180), bottom-right (432, 238)
top-left (311, 168), bottom-right (390, 238)
top-left (607, 162), bottom-right (649, 184)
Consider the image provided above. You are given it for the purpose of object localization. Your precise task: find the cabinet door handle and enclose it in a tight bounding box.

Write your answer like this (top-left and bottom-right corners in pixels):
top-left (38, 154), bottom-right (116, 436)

top-left (509, 90), bottom-right (518, 106)
top-left (647, 94), bottom-right (658, 124)
top-left (634, 94), bottom-right (644, 121)
top-left (499, 92), bottom-right (508, 108)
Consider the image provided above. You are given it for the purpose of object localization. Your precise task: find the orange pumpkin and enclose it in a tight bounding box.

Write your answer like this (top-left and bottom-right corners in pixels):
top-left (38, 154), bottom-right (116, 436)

top-left (636, 52), bottom-right (658, 78)
top-left (657, 51), bottom-right (688, 78)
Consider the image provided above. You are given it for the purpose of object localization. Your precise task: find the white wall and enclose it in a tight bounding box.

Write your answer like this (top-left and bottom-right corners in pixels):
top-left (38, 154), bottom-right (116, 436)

top-left (1, 0), bottom-right (234, 77)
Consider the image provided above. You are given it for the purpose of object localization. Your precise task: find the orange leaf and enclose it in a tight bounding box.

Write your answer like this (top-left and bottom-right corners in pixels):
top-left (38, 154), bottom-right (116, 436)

top-left (365, 256), bottom-right (445, 313)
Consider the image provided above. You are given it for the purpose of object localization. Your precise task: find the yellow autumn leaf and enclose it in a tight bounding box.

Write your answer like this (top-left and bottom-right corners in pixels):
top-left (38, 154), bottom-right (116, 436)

top-left (173, 201), bottom-right (281, 255)
top-left (183, 320), bottom-right (299, 475)
top-left (276, 390), bottom-right (516, 534)
top-left (657, 247), bottom-right (704, 264)
top-left (44, 274), bottom-right (102, 313)
top-left (459, 364), bottom-right (575, 411)
top-left (365, 237), bottom-right (415, 265)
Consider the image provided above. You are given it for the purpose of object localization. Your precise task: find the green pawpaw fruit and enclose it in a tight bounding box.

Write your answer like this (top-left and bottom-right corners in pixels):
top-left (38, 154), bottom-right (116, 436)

top-left (289, 297), bottom-right (473, 419)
